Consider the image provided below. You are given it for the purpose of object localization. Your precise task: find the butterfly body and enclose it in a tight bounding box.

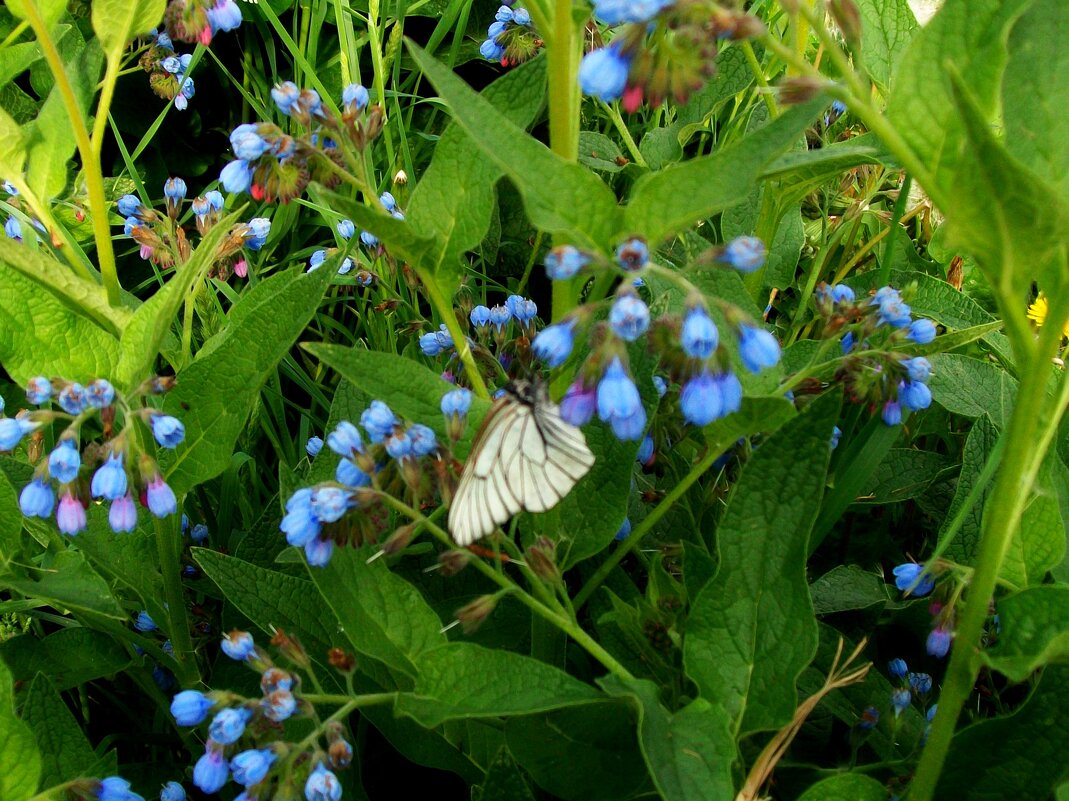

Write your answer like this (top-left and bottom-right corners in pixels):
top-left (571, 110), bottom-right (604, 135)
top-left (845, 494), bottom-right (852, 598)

top-left (448, 379), bottom-right (595, 546)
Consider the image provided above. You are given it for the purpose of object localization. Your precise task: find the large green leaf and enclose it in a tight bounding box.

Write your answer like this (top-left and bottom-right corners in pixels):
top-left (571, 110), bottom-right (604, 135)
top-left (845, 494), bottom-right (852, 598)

top-left (6, 0), bottom-right (67, 30)
top-left (928, 354), bottom-right (1018, 430)
top-left (855, 0), bottom-right (918, 87)
top-left (983, 586), bottom-right (1069, 681)
top-left (942, 414), bottom-right (998, 565)
top-left (684, 390), bottom-right (839, 735)
top-left (0, 104), bottom-right (27, 179)
top-left (0, 628), bottom-right (130, 691)
top-left (304, 547), bottom-right (445, 681)
top-left (0, 469), bottom-right (21, 565)
top-left (858, 448), bottom-right (953, 505)
top-left (505, 702), bottom-right (650, 801)
top-left (3, 550), bottom-right (125, 620)
top-left (395, 643), bottom-right (602, 727)
top-left (623, 96), bottom-right (826, 246)
top-left (407, 43), bottom-right (621, 252)
top-left (476, 747), bottom-right (537, 801)
top-left (795, 773), bottom-right (887, 801)
top-left (935, 665), bottom-right (1069, 799)
top-left (91, 0), bottom-right (166, 58)
top-left (22, 674), bottom-right (99, 788)
top-left (193, 548), bottom-right (343, 657)
top-left (1003, 0), bottom-right (1069, 207)
top-left (160, 266), bottom-right (332, 495)
top-left (0, 660), bottom-right (40, 801)
top-left (406, 57), bottom-right (547, 297)
top-left (77, 506), bottom-right (162, 611)
top-left (0, 248), bottom-right (120, 384)
top-left (600, 677), bottom-right (735, 801)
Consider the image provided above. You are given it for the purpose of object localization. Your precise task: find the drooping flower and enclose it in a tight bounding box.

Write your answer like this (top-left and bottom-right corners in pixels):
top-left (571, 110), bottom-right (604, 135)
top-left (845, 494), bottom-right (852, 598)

top-left (892, 562), bottom-right (935, 596)
top-left (596, 358), bottom-right (646, 441)
top-left (56, 492), bottom-right (87, 535)
top-left (609, 293), bottom-right (650, 342)
top-left (579, 42), bottom-right (632, 102)
top-left (927, 625), bottom-right (952, 658)
top-left (718, 236), bottom-right (766, 273)
top-left (230, 748), bottom-right (277, 787)
top-left (171, 690), bottom-right (214, 726)
top-left (193, 748), bottom-right (229, 794)
top-left (907, 318), bottom-right (937, 344)
top-left (544, 246), bottom-right (590, 280)
top-left (146, 476), bottom-right (178, 517)
top-left (361, 401), bottom-right (399, 443)
top-left (92, 453), bottom-right (128, 500)
top-left (887, 658), bottom-right (908, 680)
top-left (209, 707), bottom-right (252, 745)
top-left (560, 380), bottom-right (596, 427)
top-left (151, 415), bottom-right (186, 448)
top-left (306, 436), bottom-right (324, 457)
top-left (221, 630), bottom-right (255, 661)
top-left (592, 0), bottom-right (673, 24)
top-left (110, 494), bottom-right (138, 533)
top-left (681, 306), bottom-right (719, 359)
top-left (737, 324), bottom-right (781, 373)
top-left (19, 479), bottom-right (54, 518)
top-left (532, 319), bottom-right (577, 367)
top-left (304, 763), bottom-right (343, 801)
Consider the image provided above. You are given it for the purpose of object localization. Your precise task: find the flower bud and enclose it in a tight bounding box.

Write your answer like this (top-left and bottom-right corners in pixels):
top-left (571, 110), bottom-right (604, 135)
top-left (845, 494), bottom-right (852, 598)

top-left (455, 595), bottom-right (498, 634)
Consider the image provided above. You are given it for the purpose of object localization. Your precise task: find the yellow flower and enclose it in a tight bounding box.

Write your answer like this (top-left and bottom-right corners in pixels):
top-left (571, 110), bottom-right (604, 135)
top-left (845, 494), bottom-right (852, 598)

top-left (1027, 293), bottom-right (1069, 338)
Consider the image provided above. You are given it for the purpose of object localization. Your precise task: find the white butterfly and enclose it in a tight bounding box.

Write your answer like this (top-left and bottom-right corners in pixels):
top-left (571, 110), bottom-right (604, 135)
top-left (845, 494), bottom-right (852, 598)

top-left (448, 379), bottom-right (595, 546)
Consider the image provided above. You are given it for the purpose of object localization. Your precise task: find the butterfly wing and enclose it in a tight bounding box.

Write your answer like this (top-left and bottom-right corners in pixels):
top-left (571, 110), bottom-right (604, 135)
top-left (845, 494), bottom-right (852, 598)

top-left (448, 390), bottom-right (595, 546)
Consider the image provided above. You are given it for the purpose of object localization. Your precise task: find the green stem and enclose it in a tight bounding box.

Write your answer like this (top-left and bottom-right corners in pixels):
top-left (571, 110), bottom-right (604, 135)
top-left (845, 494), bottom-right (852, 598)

top-left (574, 439), bottom-right (725, 611)
top-left (909, 324), bottom-right (1069, 800)
top-left (154, 514), bottom-right (199, 685)
top-left (414, 266), bottom-right (489, 399)
top-left (22, 0), bottom-right (119, 303)
top-left (741, 40), bottom-right (779, 117)
top-left (598, 99), bottom-right (647, 167)
top-left (878, 173), bottom-right (912, 287)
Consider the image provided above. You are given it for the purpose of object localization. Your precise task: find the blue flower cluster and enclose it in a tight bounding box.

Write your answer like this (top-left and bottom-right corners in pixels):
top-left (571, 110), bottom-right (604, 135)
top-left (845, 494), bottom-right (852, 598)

top-left (527, 236), bottom-right (780, 441)
top-left (886, 657), bottom-right (937, 725)
top-left (282, 399), bottom-right (445, 567)
top-left (171, 630), bottom-right (351, 800)
top-left (480, 5), bottom-right (538, 65)
top-left (817, 282), bottom-right (937, 426)
top-left (9, 375), bottom-right (185, 535)
top-left (118, 180), bottom-right (269, 279)
top-left (143, 30), bottom-right (196, 110)
top-left (891, 561), bottom-right (954, 658)
top-left (162, 0), bottom-right (243, 47)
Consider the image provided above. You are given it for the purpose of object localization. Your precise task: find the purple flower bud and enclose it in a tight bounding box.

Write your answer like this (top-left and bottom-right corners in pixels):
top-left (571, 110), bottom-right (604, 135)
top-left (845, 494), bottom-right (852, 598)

top-left (597, 358), bottom-right (646, 441)
top-left (652, 375), bottom-right (668, 397)
top-left (48, 440), bottom-right (81, 484)
top-left (681, 306), bottom-right (719, 359)
top-left (230, 748), bottom-right (277, 787)
top-left (310, 485), bottom-right (353, 523)
top-left (193, 748), bottom-right (229, 794)
top-left (304, 763), bottom-right (342, 801)
top-left (719, 236), bottom-right (766, 272)
top-left (907, 318), bottom-right (937, 344)
top-left (147, 477), bottom-right (178, 517)
top-left (221, 630), bottom-right (255, 661)
top-left (4, 216), bottom-right (22, 241)
top-left (513, 7), bottom-right (531, 25)
top-left (609, 293), bottom-right (650, 342)
top-left (560, 380), bottom-right (596, 426)
top-left (495, 5), bottom-right (514, 22)
top-left (171, 689), bottom-right (214, 726)
top-left (379, 192), bottom-right (397, 211)
top-left (207, 0), bottom-right (242, 33)
top-left (480, 38), bottom-right (506, 61)
top-left (830, 425), bottom-right (842, 450)
top-left (110, 494), bottom-right (138, 533)
top-left (738, 324), bottom-right (781, 373)
top-left (135, 611), bottom-right (157, 632)
top-left (927, 626), bottom-right (952, 658)
top-left (909, 671), bottom-right (933, 694)
top-left (20, 479), bottom-right (54, 518)
top-left (830, 283), bottom-right (855, 304)
top-left (360, 229), bottom-right (379, 248)
top-left (637, 434), bottom-right (654, 464)
top-left (579, 43), bottom-right (632, 102)
top-left (881, 399), bottom-right (902, 426)
top-left (96, 776), bottom-right (144, 801)
top-left (190, 523), bottom-right (209, 542)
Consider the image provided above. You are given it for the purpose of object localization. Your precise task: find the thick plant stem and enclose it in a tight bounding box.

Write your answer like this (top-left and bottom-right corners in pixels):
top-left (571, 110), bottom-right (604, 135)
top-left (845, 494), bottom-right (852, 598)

top-left (155, 514), bottom-right (199, 685)
top-left (547, 0), bottom-right (581, 321)
top-left (22, 0), bottom-right (119, 304)
top-left (415, 266), bottom-right (490, 400)
top-left (909, 336), bottom-right (1068, 799)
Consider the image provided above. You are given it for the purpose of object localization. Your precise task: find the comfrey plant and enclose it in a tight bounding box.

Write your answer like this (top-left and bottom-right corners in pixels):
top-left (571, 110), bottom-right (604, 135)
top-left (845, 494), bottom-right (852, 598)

top-left (8, 374), bottom-right (185, 535)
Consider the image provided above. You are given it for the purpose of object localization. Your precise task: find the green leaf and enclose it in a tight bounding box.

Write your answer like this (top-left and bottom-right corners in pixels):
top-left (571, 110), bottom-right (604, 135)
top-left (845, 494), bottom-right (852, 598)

top-left (406, 57), bottom-right (548, 296)
top-left (0, 105), bottom-right (27, 182)
top-left (722, 188), bottom-right (805, 291)
top-left (795, 773), bottom-right (887, 801)
top-left (600, 677), bottom-right (735, 801)
top-left (91, 0), bottom-right (165, 58)
top-left (857, 448), bottom-right (953, 504)
top-left (935, 665), bottom-right (1069, 799)
top-left (684, 390), bottom-right (839, 735)
top-left (305, 547), bottom-right (445, 681)
top-left (887, 0), bottom-right (1031, 190)
top-left (0, 237), bottom-right (130, 336)
top-left (624, 96), bottom-right (826, 246)
top-left (578, 131), bottom-right (626, 174)
top-left (0, 247), bottom-right (120, 385)
top-left (6, 0), bottom-right (67, 31)
top-left (983, 586), bottom-right (1069, 681)
top-left (639, 128), bottom-right (682, 170)
top-left (942, 71), bottom-right (1069, 289)
top-left (1000, 454), bottom-right (1067, 588)
top-left (193, 548), bottom-right (342, 657)
top-left (114, 209), bottom-right (245, 388)
top-left (77, 506), bottom-right (162, 609)
top-left (505, 702), bottom-right (650, 801)
top-left (475, 747), bottom-right (536, 801)
top-left (396, 643), bottom-right (602, 727)
top-left (3, 550), bottom-right (125, 619)
top-left (943, 414), bottom-right (998, 565)
top-left (810, 565), bottom-right (900, 614)
top-left (0, 659), bottom-right (40, 801)
top-left (1003, 0), bottom-right (1069, 206)
top-left (928, 354), bottom-right (1018, 430)
top-left (22, 674), bottom-right (98, 787)
top-left (407, 43), bottom-right (621, 252)
top-left (0, 628), bottom-right (130, 690)
top-left (855, 0), bottom-right (918, 87)
top-left (0, 469), bottom-right (21, 565)
top-left (160, 266), bottom-right (332, 495)
top-left (24, 40), bottom-right (101, 200)
top-left (302, 343), bottom-right (492, 461)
